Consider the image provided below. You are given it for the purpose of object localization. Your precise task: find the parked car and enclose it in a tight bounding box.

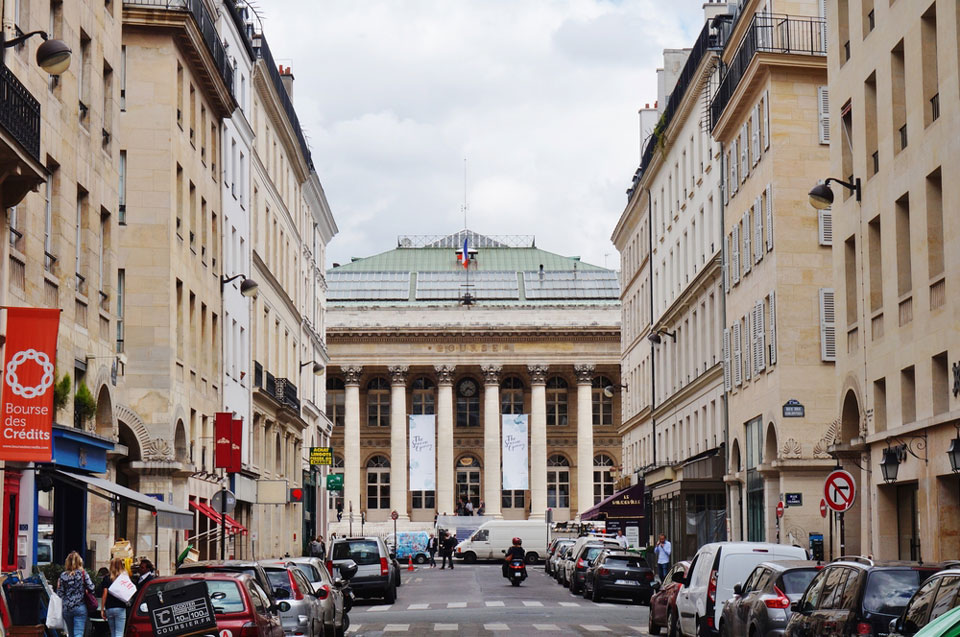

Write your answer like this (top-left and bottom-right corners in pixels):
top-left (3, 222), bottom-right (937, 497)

top-left (649, 560), bottom-right (691, 636)
top-left (554, 544), bottom-right (574, 585)
top-left (784, 558), bottom-right (946, 637)
top-left (890, 567), bottom-right (960, 637)
top-left (176, 559), bottom-right (279, 605)
top-left (282, 557), bottom-right (356, 637)
top-left (719, 561), bottom-right (821, 637)
top-left (455, 519), bottom-right (548, 563)
top-left (546, 539), bottom-right (575, 576)
top-left (124, 572), bottom-right (283, 637)
top-left (567, 541), bottom-right (620, 595)
top-left (675, 542), bottom-right (808, 637)
top-left (260, 561), bottom-right (328, 637)
top-left (582, 549), bottom-right (656, 604)
top-left (913, 605), bottom-right (960, 637)
top-left (562, 535), bottom-right (621, 586)
top-left (327, 536), bottom-right (399, 603)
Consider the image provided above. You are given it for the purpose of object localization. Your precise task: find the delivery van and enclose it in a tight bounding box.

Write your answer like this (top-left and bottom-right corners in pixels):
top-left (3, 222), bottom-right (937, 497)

top-left (384, 531), bottom-right (430, 564)
top-left (455, 519), bottom-right (548, 564)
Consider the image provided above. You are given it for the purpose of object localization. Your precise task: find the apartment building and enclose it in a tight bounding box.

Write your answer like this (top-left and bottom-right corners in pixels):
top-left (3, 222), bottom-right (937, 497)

top-left (614, 2), bottom-right (729, 559)
top-left (712, 0), bottom-right (835, 552)
top-left (826, 0), bottom-right (960, 561)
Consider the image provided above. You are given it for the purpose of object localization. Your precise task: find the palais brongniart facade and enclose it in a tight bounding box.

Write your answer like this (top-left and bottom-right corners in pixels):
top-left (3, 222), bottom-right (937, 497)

top-left (324, 231), bottom-right (623, 528)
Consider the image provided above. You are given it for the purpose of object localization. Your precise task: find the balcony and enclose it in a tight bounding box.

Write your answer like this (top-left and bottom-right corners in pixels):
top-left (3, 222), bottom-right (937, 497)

top-left (253, 361), bottom-right (300, 414)
top-left (710, 13), bottom-right (826, 130)
top-left (252, 34), bottom-right (313, 169)
top-left (0, 63), bottom-right (44, 207)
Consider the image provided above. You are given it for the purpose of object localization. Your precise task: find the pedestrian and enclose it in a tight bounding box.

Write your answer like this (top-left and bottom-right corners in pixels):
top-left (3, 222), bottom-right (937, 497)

top-left (100, 557), bottom-right (130, 637)
top-left (57, 551), bottom-right (95, 637)
top-left (135, 558), bottom-right (157, 591)
top-left (477, 501), bottom-right (485, 516)
top-left (465, 500), bottom-right (474, 516)
top-left (616, 529), bottom-right (629, 550)
top-left (440, 531), bottom-right (456, 569)
top-left (653, 533), bottom-right (672, 581)
top-left (427, 533), bottom-right (438, 568)
top-left (309, 534), bottom-right (326, 558)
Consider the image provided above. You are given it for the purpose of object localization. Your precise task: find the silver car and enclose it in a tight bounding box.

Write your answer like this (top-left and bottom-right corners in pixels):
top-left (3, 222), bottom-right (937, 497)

top-left (719, 561), bottom-right (821, 637)
top-left (261, 561), bottom-right (325, 637)
top-left (328, 536), bottom-right (400, 603)
top-left (283, 557), bottom-right (351, 637)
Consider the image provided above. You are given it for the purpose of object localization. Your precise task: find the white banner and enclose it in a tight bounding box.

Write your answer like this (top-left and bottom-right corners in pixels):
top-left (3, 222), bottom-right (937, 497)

top-left (409, 415), bottom-right (436, 491)
top-left (501, 414), bottom-right (529, 490)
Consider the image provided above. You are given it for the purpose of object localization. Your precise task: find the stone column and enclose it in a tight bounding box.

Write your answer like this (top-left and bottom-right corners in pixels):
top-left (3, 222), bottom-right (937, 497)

top-left (575, 363), bottom-right (596, 515)
top-left (528, 364), bottom-right (549, 519)
top-left (481, 364), bottom-right (502, 518)
top-left (342, 365), bottom-right (363, 523)
top-left (388, 365), bottom-right (409, 520)
top-left (435, 365), bottom-right (455, 516)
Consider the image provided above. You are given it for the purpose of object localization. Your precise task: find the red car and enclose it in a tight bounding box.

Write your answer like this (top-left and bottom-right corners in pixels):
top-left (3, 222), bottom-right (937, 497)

top-left (123, 572), bottom-right (284, 637)
top-left (649, 560), bottom-right (691, 637)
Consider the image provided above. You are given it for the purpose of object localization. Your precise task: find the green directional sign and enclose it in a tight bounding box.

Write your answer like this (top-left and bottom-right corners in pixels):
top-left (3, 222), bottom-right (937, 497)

top-left (326, 473), bottom-right (344, 491)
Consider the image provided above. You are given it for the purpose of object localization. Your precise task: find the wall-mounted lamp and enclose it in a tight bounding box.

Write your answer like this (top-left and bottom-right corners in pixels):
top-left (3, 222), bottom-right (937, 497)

top-left (300, 361), bottom-right (324, 376)
top-left (221, 274), bottom-right (259, 297)
top-left (808, 177), bottom-right (861, 208)
top-left (948, 424), bottom-right (960, 474)
top-left (603, 383), bottom-right (628, 398)
top-left (3, 30), bottom-right (72, 74)
top-left (648, 329), bottom-right (677, 345)
top-left (879, 433), bottom-right (927, 484)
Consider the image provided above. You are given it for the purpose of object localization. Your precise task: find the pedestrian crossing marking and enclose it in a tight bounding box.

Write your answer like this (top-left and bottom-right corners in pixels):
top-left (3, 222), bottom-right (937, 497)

top-left (367, 605), bottom-right (392, 612)
top-left (582, 626), bottom-right (612, 632)
top-left (534, 625), bottom-right (561, 631)
top-left (484, 624), bottom-right (509, 631)
top-left (345, 625), bottom-right (359, 634)
top-left (485, 601), bottom-right (505, 607)
top-left (522, 601), bottom-right (543, 607)
top-left (434, 624), bottom-right (458, 631)
top-left (559, 601), bottom-right (581, 607)
top-left (408, 603), bottom-right (429, 610)
top-left (383, 624), bottom-right (409, 632)
top-left (447, 602), bottom-right (467, 608)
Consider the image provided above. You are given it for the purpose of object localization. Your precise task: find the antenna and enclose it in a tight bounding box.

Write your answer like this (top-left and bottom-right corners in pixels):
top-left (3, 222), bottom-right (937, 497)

top-left (461, 157), bottom-right (468, 229)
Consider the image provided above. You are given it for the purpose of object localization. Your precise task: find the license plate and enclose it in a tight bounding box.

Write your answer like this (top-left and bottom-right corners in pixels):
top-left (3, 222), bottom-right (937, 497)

top-left (514, 571), bottom-right (523, 578)
top-left (615, 579), bottom-right (639, 585)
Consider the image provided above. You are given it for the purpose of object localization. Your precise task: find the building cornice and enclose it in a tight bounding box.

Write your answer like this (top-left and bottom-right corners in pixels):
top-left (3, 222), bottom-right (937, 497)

top-left (252, 251), bottom-right (301, 321)
top-left (327, 326), bottom-right (620, 344)
top-left (252, 62), bottom-right (310, 183)
top-left (654, 251), bottom-right (722, 328)
top-left (652, 362), bottom-right (723, 420)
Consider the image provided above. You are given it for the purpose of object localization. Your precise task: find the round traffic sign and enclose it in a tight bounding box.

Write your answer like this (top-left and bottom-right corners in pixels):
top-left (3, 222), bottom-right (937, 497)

top-left (824, 469), bottom-right (856, 513)
top-left (211, 489), bottom-right (237, 515)
top-left (776, 501), bottom-right (784, 519)
top-left (391, 510), bottom-right (399, 521)
top-left (820, 498), bottom-right (827, 518)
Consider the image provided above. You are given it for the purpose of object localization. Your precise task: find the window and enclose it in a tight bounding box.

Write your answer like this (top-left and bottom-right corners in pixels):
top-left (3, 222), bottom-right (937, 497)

top-left (119, 45), bottom-right (126, 109)
top-left (412, 489), bottom-right (435, 510)
top-left (891, 40), bottom-right (907, 152)
top-left (75, 188), bottom-right (87, 292)
top-left (411, 377), bottom-right (435, 415)
top-left (547, 455), bottom-right (570, 508)
top-left (116, 269), bottom-right (124, 352)
top-left (500, 377), bottom-right (524, 415)
top-left (895, 193), bottom-right (912, 297)
top-left (868, 215), bottom-right (883, 313)
top-left (745, 417), bottom-right (764, 541)
top-left (328, 456), bottom-right (344, 511)
top-left (365, 455), bottom-right (390, 509)
top-left (78, 33), bottom-right (90, 124)
top-left (456, 379), bottom-right (480, 427)
top-left (502, 489), bottom-right (524, 509)
top-left (98, 209), bottom-right (108, 293)
top-left (930, 576), bottom-right (960, 622)
top-left (326, 378), bottom-right (344, 426)
top-left (591, 376), bottom-right (613, 426)
top-left (546, 377), bottom-right (568, 426)
top-left (366, 378), bottom-right (390, 427)
top-left (819, 288), bottom-right (836, 362)
top-left (456, 456), bottom-right (481, 508)
top-left (593, 454), bottom-right (615, 504)
top-left (921, 4), bottom-right (938, 126)
top-left (118, 150), bottom-right (126, 223)
top-left (901, 365), bottom-right (916, 424)
top-left (844, 235), bottom-right (857, 325)
top-left (926, 168), bottom-right (944, 280)
top-left (904, 578), bottom-right (940, 633)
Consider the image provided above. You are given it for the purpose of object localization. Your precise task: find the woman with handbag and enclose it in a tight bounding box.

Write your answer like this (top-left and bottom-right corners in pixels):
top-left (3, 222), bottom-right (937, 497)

top-left (100, 558), bottom-right (132, 637)
top-left (57, 551), bottom-right (95, 637)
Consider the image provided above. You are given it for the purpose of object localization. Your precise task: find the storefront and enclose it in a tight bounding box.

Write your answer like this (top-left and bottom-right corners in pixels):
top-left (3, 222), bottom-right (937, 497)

top-left (580, 481), bottom-right (647, 549)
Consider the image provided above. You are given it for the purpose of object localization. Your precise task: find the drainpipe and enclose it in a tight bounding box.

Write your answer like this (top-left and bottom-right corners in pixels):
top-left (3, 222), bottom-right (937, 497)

top-left (647, 187), bottom-right (656, 469)
top-left (717, 140), bottom-right (736, 540)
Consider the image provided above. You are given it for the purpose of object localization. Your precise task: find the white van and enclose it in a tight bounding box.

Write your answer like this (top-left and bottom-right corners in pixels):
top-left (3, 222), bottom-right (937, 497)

top-left (674, 542), bottom-right (807, 637)
top-left (455, 519), bottom-right (549, 564)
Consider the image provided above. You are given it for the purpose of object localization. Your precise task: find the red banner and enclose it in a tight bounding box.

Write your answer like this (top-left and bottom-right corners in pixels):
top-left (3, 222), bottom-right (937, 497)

top-left (1, 308), bottom-right (60, 462)
top-left (214, 412), bottom-right (232, 470)
top-left (231, 418), bottom-right (242, 473)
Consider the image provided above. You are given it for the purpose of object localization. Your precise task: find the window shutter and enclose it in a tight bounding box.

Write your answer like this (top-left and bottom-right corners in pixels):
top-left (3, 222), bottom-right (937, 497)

top-left (768, 290), bottom-right (777, 365)
top-left (742, 212), bottom-right (751, 274)
top-left (818, 209), bottom-right (833, 245)
top-left (723, 328), bottom-right (732, 391)
top-left (745, 312), bottom-right (753, 381)
top-left (754, 196), bottom-right (764, 263)
top-left (741, 123), bottom-right (749, 179)
top-left (731, 142), bottom-right (738, 193)
top-left (818, 86), bottom-right (830, 144)
top-left (819, 288), bottom-right (836, 362)
top-left (755, 299), bottom-right (766, 373)
top-left (723, 234), bottom-right (730, 293)
top-left (731, 224), bottom-right (741, 285)
top-left (752, 106), bottom-right (761, 165)
top-left (765, 183), bottom-right (774, 251)
top-left (732, 321), bottom-right (743, 386)
top-left (763, 91), bottom-right (770, 150)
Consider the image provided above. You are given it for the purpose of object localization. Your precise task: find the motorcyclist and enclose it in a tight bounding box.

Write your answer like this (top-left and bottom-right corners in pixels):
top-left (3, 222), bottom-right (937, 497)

top-left (502, 537), bottom-right (526, 577)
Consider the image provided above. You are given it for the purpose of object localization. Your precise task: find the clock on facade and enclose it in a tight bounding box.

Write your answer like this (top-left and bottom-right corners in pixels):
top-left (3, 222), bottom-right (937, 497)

top-left (458, 379), bottom-right (478, 397)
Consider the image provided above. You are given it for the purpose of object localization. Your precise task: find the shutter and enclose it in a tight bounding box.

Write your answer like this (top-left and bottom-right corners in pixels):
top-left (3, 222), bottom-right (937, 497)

top-left (741, 123), bottom-right (749, 179)
top-left (723, 234), bottom-right (730, 293)
top-left (731, 224), bottom-right (741, 285)
top-left (818, 209), bottom-right (833, 245)
top-left (768, 290), bottom-right (777, 365)
top-left (763, 91), bottom-right (770, 150)
top-left (756, 299), bottom-right (766, 373)
top-left (752, 106), bottom-right (761, 165)
top-left (731, 143), bottom-right (738, 193)
top-left (722, 328), bottom-right (732, 391)
top-left (745, 311), bottom-right (753, 381)
top-left (754, 196), bottom-right (764, 263)
top-left (819, 288), bottom-right (836, 362)
top-left (818, 86), bottom-right (830, 144)
top-left (742, 212), bottom-right (751, 274)
top-left (723, 152), bottom-right (730, 204)
top-left (732, 321), bottom-right (743, 387)
top-left (765, 183), bottom-right (774, 251)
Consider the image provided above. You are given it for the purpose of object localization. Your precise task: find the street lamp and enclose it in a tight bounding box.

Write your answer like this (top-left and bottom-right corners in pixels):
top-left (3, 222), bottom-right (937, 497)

top-left (648, 329), bottom-right (677, 345)
top-left (221, 274), bottom-right (259, 297)
top-left (880, 445), bottom-right (902, 484)
top-left (300, 361), bottom-right (324, 376)
top-left (603, 383), bottom-right (628, 398)
top-left (808, 177), bottom-right (861, 208)
top-left (2, 30), bottom-right (72, 74)
top-left (948, 425), bottom-right (960, 473)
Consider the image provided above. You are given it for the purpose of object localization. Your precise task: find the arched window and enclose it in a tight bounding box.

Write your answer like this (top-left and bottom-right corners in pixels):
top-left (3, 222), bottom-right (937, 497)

top-left (456, 455), bottom-right (482, 509)
top-left (411, 377), bottom-right (436, 415)
top-left (326, 377), bottom-right (345, 426)
top-left (546, 377), bottom-right (568, 426)
top-left (456, 378), bottom-right (480, 427)
top-left (547, 454), bottom-right (570, 508)
top-left (593, 454), bottom-right (615, 504)
top-left (275, 434), bottom-right (283, 477)
top-left (367, 378), bottom-right (390, 427)
top-left (592, 376), bottom-right (614, 426)
top-left (366, 455), bottom-right (390, 509)
top-left (500, 377), bottom-right (524, 415)
top-left (328, 455), bottom-right (345, 511)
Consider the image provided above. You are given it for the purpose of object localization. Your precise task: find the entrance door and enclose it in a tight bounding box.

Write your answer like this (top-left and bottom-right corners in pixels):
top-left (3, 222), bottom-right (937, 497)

top-left (2, 471), bottom-right (21, 571)
top-left (896, 483), bottom-right (920, 560)
top-left (456, 456), bottom-right (481, 510)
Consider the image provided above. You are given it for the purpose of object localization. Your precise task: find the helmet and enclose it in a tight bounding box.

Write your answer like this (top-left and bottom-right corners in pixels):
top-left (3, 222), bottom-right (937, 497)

top-left (512, 537), bottom-right (522, 546)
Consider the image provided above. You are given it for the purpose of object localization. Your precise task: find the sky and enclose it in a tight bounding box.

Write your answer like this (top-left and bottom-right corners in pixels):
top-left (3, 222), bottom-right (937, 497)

top-left (259, 0), bottom-right (705, 270)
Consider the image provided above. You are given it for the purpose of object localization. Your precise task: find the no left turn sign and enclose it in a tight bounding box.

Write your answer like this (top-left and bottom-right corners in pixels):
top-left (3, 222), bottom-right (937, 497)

top-left (824, 469), bottom-right (856, 513)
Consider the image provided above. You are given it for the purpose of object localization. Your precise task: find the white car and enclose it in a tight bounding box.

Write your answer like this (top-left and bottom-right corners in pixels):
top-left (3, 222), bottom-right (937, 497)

top-left (673, 541), bottom-right (807, 637)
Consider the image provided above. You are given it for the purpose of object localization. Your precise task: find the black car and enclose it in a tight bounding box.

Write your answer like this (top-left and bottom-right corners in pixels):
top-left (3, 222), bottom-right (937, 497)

top-left (890, 568), bottom-right (960, 637)
top-left (785, 558), bottom-right (946, 637)
top-left (176, 559), bottom-right (279, 605)
top-left (582, 550), bottom-right (655, 604)
top-left (568, 542), bottom-right (611, 595)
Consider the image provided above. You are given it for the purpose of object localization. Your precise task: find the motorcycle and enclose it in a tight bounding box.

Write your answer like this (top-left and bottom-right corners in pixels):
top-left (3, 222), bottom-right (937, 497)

top-left (504, 559), bottom-right (528, 587)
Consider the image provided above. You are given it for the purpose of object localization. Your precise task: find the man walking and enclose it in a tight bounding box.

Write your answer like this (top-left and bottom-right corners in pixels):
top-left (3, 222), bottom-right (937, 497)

top-left (440, 531), bottom-right (456, 569)
top-left (427, 533), bottom-right (438, 568)
top-left (654, 533), bottom-right (672, 581)
top-left (616, 529), bottom-right (629, 550)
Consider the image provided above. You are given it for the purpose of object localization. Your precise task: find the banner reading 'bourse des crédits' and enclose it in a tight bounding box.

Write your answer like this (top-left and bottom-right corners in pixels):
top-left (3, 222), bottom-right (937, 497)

top-left (502, 414), bottom-right (529, 490)
top-left (409, 415), bottom-right (436, 491)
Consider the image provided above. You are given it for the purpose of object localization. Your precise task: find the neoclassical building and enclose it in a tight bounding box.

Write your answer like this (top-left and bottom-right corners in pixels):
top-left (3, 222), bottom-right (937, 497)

top-left (324, 231), bottom-right (622, 527)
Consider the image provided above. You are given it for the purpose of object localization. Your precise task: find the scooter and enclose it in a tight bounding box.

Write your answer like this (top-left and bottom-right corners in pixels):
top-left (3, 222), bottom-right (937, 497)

top-left (505, 559), bottom-right (527, 586)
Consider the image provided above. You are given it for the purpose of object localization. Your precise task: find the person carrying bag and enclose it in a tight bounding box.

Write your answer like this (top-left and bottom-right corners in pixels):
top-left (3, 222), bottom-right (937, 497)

top-left (57, 551), bottom-right (95, 637)
top-left (101, 557), bottom-right (135, 637)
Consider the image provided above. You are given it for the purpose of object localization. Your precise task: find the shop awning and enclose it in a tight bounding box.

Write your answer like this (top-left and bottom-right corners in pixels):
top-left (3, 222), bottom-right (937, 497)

top-left (188, 501), bottom-right (247, 536)
top-left (54, 470), bottom-right (193, 529)
top-left (580, 482), bottom-right (646, 521)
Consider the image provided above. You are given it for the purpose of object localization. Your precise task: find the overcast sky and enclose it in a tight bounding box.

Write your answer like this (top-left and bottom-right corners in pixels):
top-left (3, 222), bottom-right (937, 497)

top-left (260, 0), bottom-right (704, 270)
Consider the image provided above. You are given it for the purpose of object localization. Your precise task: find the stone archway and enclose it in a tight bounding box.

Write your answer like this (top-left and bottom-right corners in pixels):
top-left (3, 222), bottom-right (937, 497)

top-left (95, 385), bottom-right (115, 439)
top-left (840, 389), bottom-right (861, 445)
top-left (174, 420), bottom-right (188, 464)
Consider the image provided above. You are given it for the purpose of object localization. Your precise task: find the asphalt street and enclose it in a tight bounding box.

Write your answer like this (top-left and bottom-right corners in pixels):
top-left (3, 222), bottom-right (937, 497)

top-left (345, 561), bottom-right (652, 636)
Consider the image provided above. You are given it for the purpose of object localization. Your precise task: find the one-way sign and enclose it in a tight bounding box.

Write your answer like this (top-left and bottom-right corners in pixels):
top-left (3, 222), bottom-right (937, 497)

top-left (145, 581), bottom-right (218, 637)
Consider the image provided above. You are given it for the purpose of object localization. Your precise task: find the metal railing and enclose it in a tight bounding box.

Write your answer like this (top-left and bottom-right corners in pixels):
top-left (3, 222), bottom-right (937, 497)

top-left (0, 64), bottom-right (41, 161)
top-left (252, 34), bottom-right (313, 169)
top-left (711, 13), bottom-right (826, 129)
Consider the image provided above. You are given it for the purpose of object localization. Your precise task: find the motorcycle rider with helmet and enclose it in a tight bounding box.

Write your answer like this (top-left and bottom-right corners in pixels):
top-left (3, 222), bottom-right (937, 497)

top-left (502, 537), bottom-right (526, 578)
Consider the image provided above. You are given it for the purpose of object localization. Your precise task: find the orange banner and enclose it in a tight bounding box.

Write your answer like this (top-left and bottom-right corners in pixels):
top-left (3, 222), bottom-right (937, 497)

top-left (1, 308), bottom-right (60, 461)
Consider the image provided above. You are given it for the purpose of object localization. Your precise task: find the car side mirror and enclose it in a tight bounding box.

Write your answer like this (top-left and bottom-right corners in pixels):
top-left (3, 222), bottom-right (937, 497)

top-left (389, 552), bottom-right (396, 560)
top-left (338, 560), bottom-right (358, 581)
top-left (791, 601), bottom-right (802, 613)
top-left (733, 583), bottom-right (743, 596)
top-left (275, 601), bottom-right (291, 613)
top-left (274, 588), bottom-right (290, 600)
top-left (671, 572), bottom-right (685, 584)
top-left (333, 577), bottom-right (345, 588)
top-left (501, 550), bottom-right (506, 554)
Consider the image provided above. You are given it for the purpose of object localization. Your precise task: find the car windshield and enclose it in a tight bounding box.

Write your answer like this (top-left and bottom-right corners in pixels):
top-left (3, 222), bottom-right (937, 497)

top-left (180, 565), bottom-right (257, 581)
top-left (137, 580), bottom-right (245, 615)
top-left (37, 544), bottom-right (51, 562)
top-left (333, 540), bottom-right (381, 566)
top-left (582, 546), bottom-right (605, 562)
top-left (294, 564), bottom-right (320, 583)
top-left (781, 569), bottom-right (819, 595)
top-left (864, 570), bottom-right (929, 614)
top-left (605, 557), bottom-right (644, 568)
top-left (265, 570), bottom-right (292, 594)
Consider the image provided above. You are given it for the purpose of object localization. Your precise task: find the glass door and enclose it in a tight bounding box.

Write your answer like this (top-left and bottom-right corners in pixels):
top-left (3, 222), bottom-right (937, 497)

top-left (896, 483), bottom-right (920, 560)
top-left (456, 456), bottom-right (481, 510)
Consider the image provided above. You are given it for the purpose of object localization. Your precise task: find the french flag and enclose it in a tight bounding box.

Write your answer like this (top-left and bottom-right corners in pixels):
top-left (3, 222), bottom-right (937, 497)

top-left (459, 236), bottom-right (469, 269)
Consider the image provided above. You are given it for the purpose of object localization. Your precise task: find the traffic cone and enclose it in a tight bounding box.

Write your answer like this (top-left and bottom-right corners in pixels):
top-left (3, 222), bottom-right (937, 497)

top-left (407, 556), bottom-right (415, 571)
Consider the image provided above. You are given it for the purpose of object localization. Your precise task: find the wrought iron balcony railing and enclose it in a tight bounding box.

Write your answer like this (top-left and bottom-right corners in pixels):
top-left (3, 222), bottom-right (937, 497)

top-left (710, 13), bottom-right (826, 130)
top-left (252, 34), bottom-right (313, 170)
top-left (0, 64), bottom-right (41, 161)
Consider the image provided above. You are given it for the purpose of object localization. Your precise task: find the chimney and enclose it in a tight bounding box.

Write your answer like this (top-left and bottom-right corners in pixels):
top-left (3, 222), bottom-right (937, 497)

top-left (279, 65), bottom-right (294, 101)
top-left (703, 1), bottom-right (731, 22)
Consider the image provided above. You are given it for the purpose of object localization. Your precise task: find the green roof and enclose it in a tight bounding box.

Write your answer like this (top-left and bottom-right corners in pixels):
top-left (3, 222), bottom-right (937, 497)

top-left (332, 247), bottom-right (606, 272)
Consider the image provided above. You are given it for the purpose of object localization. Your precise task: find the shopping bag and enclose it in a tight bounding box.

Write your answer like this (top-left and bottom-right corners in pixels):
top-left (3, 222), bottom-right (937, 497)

top-left (107, 572), bottom-right (137, 604)
top-left (45, 591), bottom-right (65, 630)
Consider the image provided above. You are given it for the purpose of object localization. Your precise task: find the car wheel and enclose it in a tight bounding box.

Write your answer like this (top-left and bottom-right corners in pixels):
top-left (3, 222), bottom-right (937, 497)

top-left (383, 583), bottom-right (397, 604)
top-left (570, 577), bottom-right (580, 595)
top-left (335, 613), bottom-right (349, 637)
top-left (649, 610), bottom-right (662, 635)
top-left (582, 582), bottom-right (591, 600)
top-left (395, 571), bottom-right (402, 587)
top-left (668, 611), bottom-right (680, 637)
top-left (414, 554), bottom-right (427, 565)
top-left (593, 586), bottom-right (603, 603)
top-left (525, 552), bottom-right (539, 565)
top-left (463, 552), bottom-right (477, 564)
top-left (719, 621), bottom-right (728, 637)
